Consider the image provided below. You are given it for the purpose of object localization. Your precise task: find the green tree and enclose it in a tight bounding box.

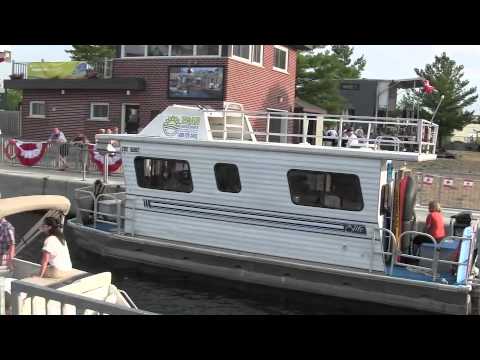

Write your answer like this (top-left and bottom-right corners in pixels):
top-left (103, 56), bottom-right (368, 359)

top-left (66, 45), bottom-right (116, 63)
top-left (296, 45), bottom-right (366, 113)
top-left (409, 52), bottom-right (478, 146)
top-left (4, 89), bottom-right (22, 110)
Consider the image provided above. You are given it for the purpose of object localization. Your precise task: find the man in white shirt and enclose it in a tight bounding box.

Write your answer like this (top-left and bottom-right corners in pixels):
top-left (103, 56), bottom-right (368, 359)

top-left (343, 128), bottom-right (358, 147)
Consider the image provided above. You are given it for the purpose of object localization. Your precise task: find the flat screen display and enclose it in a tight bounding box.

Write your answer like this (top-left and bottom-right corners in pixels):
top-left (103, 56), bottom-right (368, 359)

top-left (168, 66), bottom-right (224, 100)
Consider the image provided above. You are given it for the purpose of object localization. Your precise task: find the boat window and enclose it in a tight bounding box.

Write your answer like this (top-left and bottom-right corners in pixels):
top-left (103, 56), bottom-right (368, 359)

top-left (214, 163), bottom-right (241, 193)
top-left (134, 157), bottom-right (193, 193)
top-left (287, 169), bottom-right (364, 211)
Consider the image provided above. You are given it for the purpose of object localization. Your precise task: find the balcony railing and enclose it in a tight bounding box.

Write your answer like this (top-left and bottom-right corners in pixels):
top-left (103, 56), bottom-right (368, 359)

top-left (10, 59), bottom-right (113, 80)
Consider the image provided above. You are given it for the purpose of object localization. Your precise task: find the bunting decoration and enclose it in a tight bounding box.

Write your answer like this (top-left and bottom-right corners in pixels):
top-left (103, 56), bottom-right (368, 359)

top-left (88, 144), bottom-right (122, 174)
top-left (8, 139), bottom-right (47, 166)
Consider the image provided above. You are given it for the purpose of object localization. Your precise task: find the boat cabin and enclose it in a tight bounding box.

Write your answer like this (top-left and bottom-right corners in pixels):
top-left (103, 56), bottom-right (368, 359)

top-left (86, 105), bottom-right (477, 286)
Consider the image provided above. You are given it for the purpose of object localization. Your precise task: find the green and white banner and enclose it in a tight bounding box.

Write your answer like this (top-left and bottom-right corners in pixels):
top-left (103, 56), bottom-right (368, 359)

top-left (27, 61), bottom-right (88, 79)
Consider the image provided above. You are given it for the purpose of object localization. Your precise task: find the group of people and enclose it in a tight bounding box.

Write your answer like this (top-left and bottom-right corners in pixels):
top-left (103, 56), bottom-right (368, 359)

top-left (45, 126), bottom-right (121, 170)
top-left (0, 216), bottom-right (72, 278)
top-left (325, 127), bottom-right (365, 147)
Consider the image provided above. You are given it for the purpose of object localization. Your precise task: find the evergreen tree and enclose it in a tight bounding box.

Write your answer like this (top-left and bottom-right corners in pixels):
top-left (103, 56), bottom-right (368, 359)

top-left (296, 45), bottom-right (366, 113)
top-left (402, 52), bottom-right (478, 146)
top-left (65, 45), bottom-right (116, 63)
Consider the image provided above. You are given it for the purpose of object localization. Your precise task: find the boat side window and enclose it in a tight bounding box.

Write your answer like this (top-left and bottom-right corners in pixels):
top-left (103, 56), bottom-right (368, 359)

top-left (134, 157), bottom-right (193, 193)
top-left (214, 163), bottom-right (241, 193)
top-left (287, 169), bottom-right (364, 211)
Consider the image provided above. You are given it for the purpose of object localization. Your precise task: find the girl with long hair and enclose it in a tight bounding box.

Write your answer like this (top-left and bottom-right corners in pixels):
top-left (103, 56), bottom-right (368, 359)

top-left (38, 217), bottom-right (72, 278)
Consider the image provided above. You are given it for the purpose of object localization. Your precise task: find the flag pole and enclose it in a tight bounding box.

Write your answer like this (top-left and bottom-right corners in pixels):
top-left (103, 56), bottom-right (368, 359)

top-left (431, 94), bottom-right (445, 123)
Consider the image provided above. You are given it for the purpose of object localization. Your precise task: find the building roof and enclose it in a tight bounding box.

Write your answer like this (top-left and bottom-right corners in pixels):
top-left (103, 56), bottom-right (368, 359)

top-left (340, 77), bottom-right (424, 89)
top-left (4, 78), bottom-right (146, 90)
top-left (295, 97), bottom-right (327, 114)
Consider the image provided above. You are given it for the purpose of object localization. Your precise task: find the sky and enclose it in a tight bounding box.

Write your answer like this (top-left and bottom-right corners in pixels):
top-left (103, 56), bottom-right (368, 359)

top-left (1, 45), bottom-right (480, 113)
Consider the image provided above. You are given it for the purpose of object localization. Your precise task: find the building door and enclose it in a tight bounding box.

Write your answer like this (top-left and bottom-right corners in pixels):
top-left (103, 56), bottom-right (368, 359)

top-left (122, 104), bottom-right (140, 134)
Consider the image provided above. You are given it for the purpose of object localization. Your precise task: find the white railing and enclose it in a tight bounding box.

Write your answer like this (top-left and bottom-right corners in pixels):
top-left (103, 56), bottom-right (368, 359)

top-left (372, 228), bottom-right (475, 284)
top-left (207, 111), bottom-right (439, 155)
top-left (10, 280), bottom-right (155, 315)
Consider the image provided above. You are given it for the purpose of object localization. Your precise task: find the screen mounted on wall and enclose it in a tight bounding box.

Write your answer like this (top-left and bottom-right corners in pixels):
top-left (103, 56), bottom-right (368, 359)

top-left (168, 66), bottom-right (224, 100)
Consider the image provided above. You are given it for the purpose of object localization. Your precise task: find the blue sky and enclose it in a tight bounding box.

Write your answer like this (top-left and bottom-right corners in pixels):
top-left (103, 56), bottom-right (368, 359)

top-left (2, 45), bottom-right (480, 112)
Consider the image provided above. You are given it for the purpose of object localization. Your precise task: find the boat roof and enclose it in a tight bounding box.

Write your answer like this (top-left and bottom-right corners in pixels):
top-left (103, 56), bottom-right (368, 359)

top-left (0, 195), bottom-right (71, 218)
top-left (99, 134), bottom-right (437, 162)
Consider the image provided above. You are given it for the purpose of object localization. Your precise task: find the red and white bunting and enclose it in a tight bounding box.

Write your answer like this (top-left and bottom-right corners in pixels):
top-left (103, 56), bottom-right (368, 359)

top-left (422, 175), bottom-right (434, 185)
top-left (464, 180), bottom-right (474, 188)
top-left (8, 139), bottom-right (47, 166)
top-left (88, 144), bottom-right (122, 174)
top-left (443, 178), bottom-right (454, 187)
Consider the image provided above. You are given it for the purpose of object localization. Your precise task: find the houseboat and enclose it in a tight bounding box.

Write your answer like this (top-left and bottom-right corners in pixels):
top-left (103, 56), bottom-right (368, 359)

top-left (68, 104), bottom-right (480, 314)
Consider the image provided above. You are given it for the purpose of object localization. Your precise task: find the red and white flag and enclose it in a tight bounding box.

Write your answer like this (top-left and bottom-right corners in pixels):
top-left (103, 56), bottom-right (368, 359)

top-left (464, 180), bottom-right (474, 188)
top-left (443, 178), bottom-right (454, 187)
top-left (8, 139), bottom-right (48, 166)
top-left (423, 175), bottom-right (434, 185)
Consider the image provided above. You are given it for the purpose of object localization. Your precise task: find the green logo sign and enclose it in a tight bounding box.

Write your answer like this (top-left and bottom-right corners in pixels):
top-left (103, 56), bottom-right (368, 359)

top-left (162, 115), bottom-right (200, 139)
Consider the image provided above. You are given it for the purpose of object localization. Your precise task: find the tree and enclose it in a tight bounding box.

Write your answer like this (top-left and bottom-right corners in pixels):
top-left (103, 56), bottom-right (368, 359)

top-left (408, 52), bottom-right (478, 147)
top-left (65, 45), bottom-right (116, 63)
top-left (4, 89), bottom-right (22, 111)
top-left (296, 45), bottom-right (366, 113)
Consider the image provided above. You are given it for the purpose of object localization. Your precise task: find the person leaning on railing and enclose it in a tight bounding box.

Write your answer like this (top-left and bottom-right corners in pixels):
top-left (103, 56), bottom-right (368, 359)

top-left (47, 127), bottom-right (68, 170)
top-left (71, 133), bottom-right (90, 170)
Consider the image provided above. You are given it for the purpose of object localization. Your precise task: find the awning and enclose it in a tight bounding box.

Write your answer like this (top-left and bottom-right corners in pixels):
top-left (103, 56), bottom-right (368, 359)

top-left (0, 195), bottom-right (71, 218)
top-left (3, 78), bottom-right (146, 90)
top-left (295, 97), bottom-right (327, 114)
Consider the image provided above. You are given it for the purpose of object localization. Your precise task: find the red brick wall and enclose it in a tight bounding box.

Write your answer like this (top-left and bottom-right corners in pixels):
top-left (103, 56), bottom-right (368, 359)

top-left (224, 46), bottom-right (297, 112)
top-left (20, 46), bottom-right (298, 140)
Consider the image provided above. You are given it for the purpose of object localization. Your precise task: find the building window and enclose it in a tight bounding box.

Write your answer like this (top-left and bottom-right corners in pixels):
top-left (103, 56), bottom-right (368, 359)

top-left (341, 83), bottom-right (360, 91)
top-left (148, 45), bottom-right (169, 56)
top-left (273, 45), bottom-right (288, 72)
top-left (134, 157), bottom-right (193, 193)
top-left (122, 45), bottom-right (222, 58)
top-left (287, 169), bottom-right (364, 211)
top-left (196, 45), bottom-right (222, 56)
top-left (232, 45), bottom-right (250, 60)
top-left (169, 66), bottom-right (224, 100)
top-left (214, 163), bottom-right (241, 193)
top-left (231, 45), bottom-right (263, 65)
top-left (90, 103), bottom-right (109, 120)
top-left (123, 45), bottom-right (146, 57)
top-left (171, 45), bottom-right (194, 56)
top-left (29, 101), bottom-right (46, 118)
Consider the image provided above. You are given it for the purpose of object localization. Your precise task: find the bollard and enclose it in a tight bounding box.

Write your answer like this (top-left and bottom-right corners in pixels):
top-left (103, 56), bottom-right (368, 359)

top-left (103, 153), bottom-right (109, 184)
top-left (0, 277), bottom-right (5, 315)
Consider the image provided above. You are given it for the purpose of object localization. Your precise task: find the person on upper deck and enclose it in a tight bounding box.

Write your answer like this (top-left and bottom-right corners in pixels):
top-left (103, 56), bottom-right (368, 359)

top-left (343, 128), bottom-right (358, 147)
top-left (37, 217), bottom-right (72, 278)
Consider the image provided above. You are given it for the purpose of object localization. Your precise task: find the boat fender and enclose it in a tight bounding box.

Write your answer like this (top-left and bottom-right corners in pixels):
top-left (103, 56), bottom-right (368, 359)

top-left (403, 175), bottom-right (417, 222)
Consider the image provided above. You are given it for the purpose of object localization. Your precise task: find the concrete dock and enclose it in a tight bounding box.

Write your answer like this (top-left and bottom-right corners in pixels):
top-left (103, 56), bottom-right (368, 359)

top-left (0, 163), bottom-right (124, 215)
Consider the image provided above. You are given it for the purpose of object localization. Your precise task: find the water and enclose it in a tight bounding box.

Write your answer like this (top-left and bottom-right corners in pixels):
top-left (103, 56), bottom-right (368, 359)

top-left (9, 212), bottom-right (427, 315)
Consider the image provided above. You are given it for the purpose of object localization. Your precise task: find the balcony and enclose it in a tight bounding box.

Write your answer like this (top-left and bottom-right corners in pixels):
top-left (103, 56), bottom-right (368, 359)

top-left (10, 59), bottom-right (113, 80)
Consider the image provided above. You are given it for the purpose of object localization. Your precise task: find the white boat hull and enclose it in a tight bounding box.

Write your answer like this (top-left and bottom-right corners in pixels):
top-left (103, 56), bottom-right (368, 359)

top-left (67, 218), bottom-right (475, 314)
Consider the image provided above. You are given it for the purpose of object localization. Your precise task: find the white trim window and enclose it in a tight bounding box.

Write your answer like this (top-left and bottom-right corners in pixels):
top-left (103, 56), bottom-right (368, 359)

top-left (90, 103), bottom-right (110, 121)
top-left (122, 45), bottom-right (222, 58)
top-left (29, 101), bottom-right (46, 118)
top-left (230, 45), bottom-right (263, 66)
top-left (273, 45), bottom-right (288, 73)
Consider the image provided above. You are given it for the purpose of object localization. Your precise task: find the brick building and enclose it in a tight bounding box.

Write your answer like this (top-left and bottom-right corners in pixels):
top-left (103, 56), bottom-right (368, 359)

top-left (4, 45), bottom-right (309, 140)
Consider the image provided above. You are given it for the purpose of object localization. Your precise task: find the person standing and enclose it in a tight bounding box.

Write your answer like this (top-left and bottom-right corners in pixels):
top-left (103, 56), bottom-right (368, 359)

top-left (0, 217), bottom-right (15, 270)
top-left (47, 127), bottom-right (68, 170)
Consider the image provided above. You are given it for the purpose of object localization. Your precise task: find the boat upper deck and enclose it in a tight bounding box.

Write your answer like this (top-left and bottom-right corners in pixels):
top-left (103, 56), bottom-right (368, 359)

top-left (97, 105), bottom-right (439, 162)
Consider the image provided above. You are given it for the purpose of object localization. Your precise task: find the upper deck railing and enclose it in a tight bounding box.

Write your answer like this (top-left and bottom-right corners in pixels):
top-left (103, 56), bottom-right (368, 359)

top-left (208, 111), bottom-right (439, 156)
top-left (10, 59), bottom-right (113, 80)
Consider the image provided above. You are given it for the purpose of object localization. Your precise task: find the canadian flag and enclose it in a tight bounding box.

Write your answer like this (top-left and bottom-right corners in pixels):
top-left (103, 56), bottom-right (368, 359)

top-left (423, 175), bottom-right (434, 185)
top-left (443, 178), bottom-right (454, 187)
top-left (464, 180), bottom-right (474, 188)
